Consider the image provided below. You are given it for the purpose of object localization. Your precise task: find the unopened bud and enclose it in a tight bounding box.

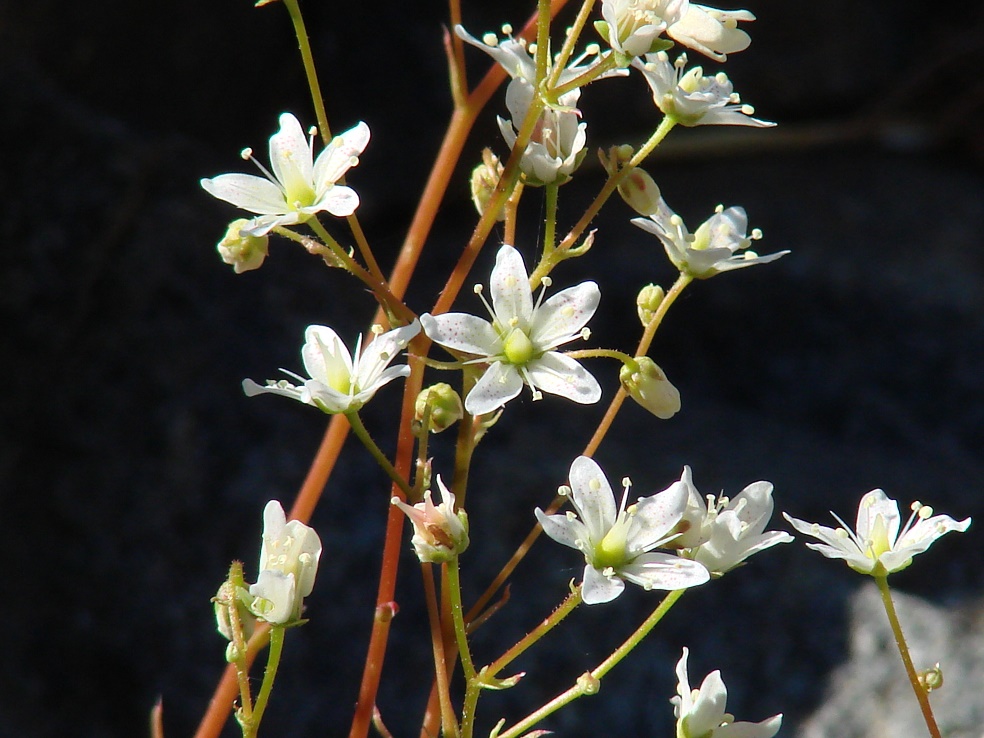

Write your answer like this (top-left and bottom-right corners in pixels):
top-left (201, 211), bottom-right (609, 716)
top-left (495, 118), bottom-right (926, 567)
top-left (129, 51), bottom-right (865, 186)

top-left (415, 383), bottom-right (464, 433)
top-left (217, 219), bottom-right (269, 274)
top-left (620, 357), bottom-right (681, 419)
top-left (470, 148), bottom-right (506, 221)
top-left (918, 663), bottom-right (944, 692)
top-left (636, 284), bottom-right (665, 325)
top-left (213, 578), bottom-right (257, 644)
top-left (599, 146), bottom-right (661, 215)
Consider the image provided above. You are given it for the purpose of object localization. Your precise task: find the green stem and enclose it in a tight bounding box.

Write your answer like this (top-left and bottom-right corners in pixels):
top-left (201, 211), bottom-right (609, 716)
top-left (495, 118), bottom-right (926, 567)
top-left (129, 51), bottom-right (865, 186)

top-left (564, 348), bottom-right (634, 364)
top-left (247, 626), bottom-right (286, 736)
top-left (549, 52), bottom-right (617, 99)
top-left (447, 558), bottom-right (479, 738)
top-left (422, 563), bottom-right (461, 738)
top-left (281, 0), bottom-right (331, 143)
top-left (496, 589), bottom-right (685, 738)
top-left (545, 0), bottom-right (597, 89)
top-left (874, 575), bottom-right (942, 738)
top-left (345, 411), bottom-right (414, 499)
top-left (486, 587), bottom-right (582, 678)
top-left (535, 0), bottom-right (551, 86)
top-left (542, 183), bottom-right (559, 259)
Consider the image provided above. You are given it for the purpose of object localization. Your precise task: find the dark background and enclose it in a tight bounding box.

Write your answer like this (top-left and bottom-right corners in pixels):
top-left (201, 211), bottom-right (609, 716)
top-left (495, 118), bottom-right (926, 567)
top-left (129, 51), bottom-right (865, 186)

top-left (2, 1), bottom-right (983, 736)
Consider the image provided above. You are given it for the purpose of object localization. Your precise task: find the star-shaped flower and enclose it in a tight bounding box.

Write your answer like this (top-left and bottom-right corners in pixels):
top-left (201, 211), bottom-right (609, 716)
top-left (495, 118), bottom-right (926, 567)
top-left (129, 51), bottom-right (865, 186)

top-left (243, 320), bottom-right (420, 414)
top-left (632, 52), bottom-right (773, 127)
top-left (672, 647), bottom-right (782, 738)
top-left (201, 113), bottom-right (369, 236)
top-left (784, 490), bottom-right (971, 577)
top-left (535, 456), bottom-right (710, 604)
top-left (632, 198), bottom-right (788, 278)
top-left (421, 245), bottom-right (601, 415)
top-left (671, 466), bottom-right (793, 576)
top-left (599, 0), bottom-right (688, 58)
top-left (248, 501), bottom-right (322, 625)
top-left (667, 4), bottom-right (755, 62)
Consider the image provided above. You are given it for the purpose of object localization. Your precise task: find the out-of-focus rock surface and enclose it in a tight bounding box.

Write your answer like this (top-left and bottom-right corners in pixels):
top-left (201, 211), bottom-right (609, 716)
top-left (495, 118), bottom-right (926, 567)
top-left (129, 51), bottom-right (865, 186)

top-left (2, 1), bottom-right (982, 736)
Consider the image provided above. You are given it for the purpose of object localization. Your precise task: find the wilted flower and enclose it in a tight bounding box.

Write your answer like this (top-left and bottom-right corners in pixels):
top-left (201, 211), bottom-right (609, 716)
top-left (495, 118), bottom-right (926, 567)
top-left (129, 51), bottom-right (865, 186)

top-left (201, 113), bottom-right (369, 236)
top-left (633, 52), bottom-right (773, 127)
top-left (599, 145), bottom-right (662, 215)
top-left (421, 245), bottom-right (600, 415)
top-left (392, 477), bottom-right (469, 563)
top-left (470, 148), bottom-right (506, 221)
top-left (671, 466), bottom-right (793, 576)
top-left (784, 490), bottom-right (971, 576)
top-left (535, 456), bottom-right (709, 604)
top-left (248, 501), bottom-right (322, 625)
top-left (243, 321), bottom-right (420, 414)
top-left (216, 219), bottom-right (269, 273)
top-left (619, 356), bottom-right (681, 419)
top-left (632, 198), bottom-right (787, 278)
top-left (668, 4), bottom-right (754, 61)
top-left (636, 283), bottom-right (665, 325)
top-left (672, 647), bottom-right (782, 738)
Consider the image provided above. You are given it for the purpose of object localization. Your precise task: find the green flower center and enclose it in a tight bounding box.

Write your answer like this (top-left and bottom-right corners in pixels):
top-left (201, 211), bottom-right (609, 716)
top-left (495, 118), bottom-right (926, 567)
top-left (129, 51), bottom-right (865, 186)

top-left (593, 523), bottom-right (630, 570)
top-left (502, 327), bottom-right (535, 365)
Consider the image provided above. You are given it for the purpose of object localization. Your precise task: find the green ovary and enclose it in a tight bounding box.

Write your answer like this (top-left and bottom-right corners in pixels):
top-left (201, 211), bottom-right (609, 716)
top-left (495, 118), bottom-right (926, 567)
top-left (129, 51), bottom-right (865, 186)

top-left (593, 526), bottom-right (629, 570)
top-left (502, 327), bottom-right (536, 365)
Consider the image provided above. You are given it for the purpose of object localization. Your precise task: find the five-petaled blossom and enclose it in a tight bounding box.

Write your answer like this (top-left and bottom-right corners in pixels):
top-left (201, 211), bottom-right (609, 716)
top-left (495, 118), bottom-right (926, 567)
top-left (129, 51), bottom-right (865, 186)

top-left (672, 647), bottom-right (782, 738)
top-left (667, 4), bottom-right (755, 62)
top-left (201, 113), bottom-right (369, 236)
top-left (248, 501), bottom-right (323, 625)
top-left (535, 456), bottom-right (709, 604)
top-left (671, 466), bottom-right (792, 576)
top-left (783, 490), bottom-right (971, 577)
top-left (243, 321), bottom-right (420, 414)
top-left (633, 52), bottom-right (773, 127)
top-left (632, 198), bottom-right (788, 279)
top-left (421, 245), bottom-right (601, 415)
top-left (599, 0), bottom-right (688, 59)
top-left (392, 476), bottom-right (470, 564)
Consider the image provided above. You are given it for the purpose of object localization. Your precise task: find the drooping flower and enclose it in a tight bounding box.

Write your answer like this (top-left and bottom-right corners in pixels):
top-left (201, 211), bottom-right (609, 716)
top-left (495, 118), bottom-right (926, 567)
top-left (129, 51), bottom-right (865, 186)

top-left (599, 0), bottom-right (689, 58)
top-left (670, 466), bottom-right (793, 576)
top-left (632, 198), bottom-right (788, 278)
top-left (201, 113), bottom-right (369, 236)
top-left (498, 77), bottom-right (588, 185)
top-left (667, 4), bottom-right (754, 62)
top-left (216, 218), bottom-right (269, 273)
top-left (421, 245), bottom-right (601, 415)
top-left (392, 476), bottom-right (470, 563)
top-left (632, 52), bottom-right (773, 127)
top-left (535, 456), bottom-right (710, 604)
top-left (783, 490), bottom-right (971, 577)
top-left (672, 647), bottom-right (782, 738)
top-left (248, 501), bottom-right (322, 625)
top-left (243, 321), bottom-right (420, 414)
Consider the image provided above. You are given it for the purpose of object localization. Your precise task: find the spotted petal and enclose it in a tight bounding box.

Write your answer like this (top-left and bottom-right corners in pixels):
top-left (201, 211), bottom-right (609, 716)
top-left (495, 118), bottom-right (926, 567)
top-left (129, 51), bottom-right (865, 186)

top-left (525, 352), bottom-right (601, 405)
top-left (490, 245), bottom-right (534, 327)
top-left (465, 361), bottom-right (523, 415)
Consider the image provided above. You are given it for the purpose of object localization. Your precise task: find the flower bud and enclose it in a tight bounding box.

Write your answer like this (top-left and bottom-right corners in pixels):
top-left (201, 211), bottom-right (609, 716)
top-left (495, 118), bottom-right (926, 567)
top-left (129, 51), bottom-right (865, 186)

top-left (392, 476), bottom-right (469, 563)
top-left (217, 218), bottom-right (269, 273)
top-left (214, 577), bottom-right (257, 643)
top-left (636, 283), bottom-right (665, 326)
top-left (470, 148), bottom-right (506, 221)
top-left (598, 146), bottom-right (661, 215)
top-left (620, 357), bottom-right (680, 419)
top-left (415, 383), bottom-right (464, 433)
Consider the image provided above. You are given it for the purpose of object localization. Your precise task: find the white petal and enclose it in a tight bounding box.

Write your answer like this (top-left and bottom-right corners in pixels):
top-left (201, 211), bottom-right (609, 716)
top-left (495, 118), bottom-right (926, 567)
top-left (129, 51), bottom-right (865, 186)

top-left (269, 113), bottom-right (314, 200)
top-left (249, 570), bottom-right (296, 624)
top-left (241, 213), bottom-right (301, 237)
top-left (535, 507), bottom-right (586, 551)
top-left (626, 481), bottom-right (688, 553)
top-left (619, 553), bottom-right (710, 590)
top-left (313, 121), bottom-right (370, 186)
top-left (855, 489), bottom-right (900, 542)
top-left (530, 281), bottom-right (600, 349)
top-left (310, 185), bottom-right (360, 217)
top-left (201, 174), bottom-right (288, 214)
top-left (525, 352), bottom-right (601, 404)
top-left (581, 564), bottom-right (624, 604)
top-left (354, 320), bottom-right (420, 389)
top-left (465, 362), bottom-right (523, 415)
top-left (302, 325), bottom-right (353, 390)
top-left (687, 669), bottom-right (729, 734)
top-left (421, 313), bottom-right (500, 357)
top-left (674, 648), bottom-right (694, 713)
top-left (568, 456), bottom-right (617, 543)
top-left (242, 378), bottom-right (304, 402)
top-left (490, 245), bottom-right (534, 327)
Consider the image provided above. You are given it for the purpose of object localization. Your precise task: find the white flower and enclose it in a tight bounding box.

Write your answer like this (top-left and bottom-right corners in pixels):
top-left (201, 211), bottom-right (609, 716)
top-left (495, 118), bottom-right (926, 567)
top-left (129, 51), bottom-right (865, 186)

top-left (600, 0), bottom-right (689, 58)
top-left (672, 647), bottom-right (782, 738)
top-left (243, 320), bottom-right (420, 414)
top-left (632, 52), bottom-right (773, 127)
top-left (672, 466), bottom-right (793, 576)
top-left (201, 113), bottom-right (369, 236)
top-left (668, 4), bottom-right (754, 62)
top-left (619, 356), bottom-right (681, 419)
top-left (421, 245), bottom-right (601, 415)
top-left (248, 501), bottom-right (322, 625)
top-left (632, 198), bottom-right (788, 278)
top-left (498, 78), bottom-right (588, 185)
top-left (216, 219), bottom-right (269, 273)
top-left (783, 490), bottom-right (971, 576)
top-left (392, 476), bottom-right (470, 563)
top-left (535, 456), bottom-right (710, 604)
